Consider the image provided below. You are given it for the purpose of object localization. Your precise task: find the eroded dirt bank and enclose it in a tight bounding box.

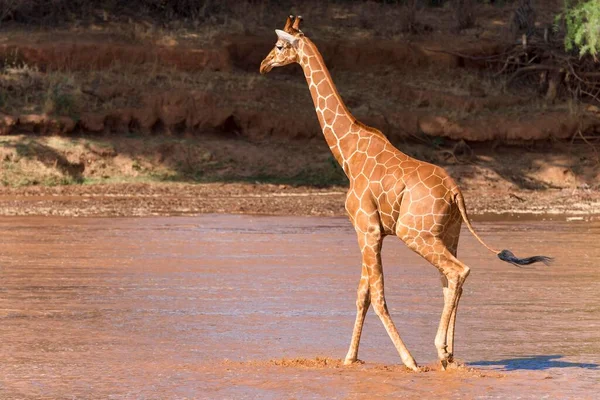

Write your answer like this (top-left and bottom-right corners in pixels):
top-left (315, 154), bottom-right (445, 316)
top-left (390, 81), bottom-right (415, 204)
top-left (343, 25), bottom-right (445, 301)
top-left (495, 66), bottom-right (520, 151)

top-left (0, 216), bottom-right (598, 398)
top-left (1, 14), bottom-right (599, 143)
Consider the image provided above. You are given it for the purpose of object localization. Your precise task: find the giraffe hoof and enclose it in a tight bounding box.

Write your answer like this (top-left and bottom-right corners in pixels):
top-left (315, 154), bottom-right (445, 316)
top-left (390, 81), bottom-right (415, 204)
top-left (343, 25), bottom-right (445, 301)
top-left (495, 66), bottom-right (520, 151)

top-left (438, 352), bottom-right (452, 371)
top-left (440, 359), bottom-right (448, 371)
top-left (401, 356), bottom-right (419, 372)
top-left (407, 364), bottom-right (420, 372)
top-left (343, 358), bottom-right (364, 366)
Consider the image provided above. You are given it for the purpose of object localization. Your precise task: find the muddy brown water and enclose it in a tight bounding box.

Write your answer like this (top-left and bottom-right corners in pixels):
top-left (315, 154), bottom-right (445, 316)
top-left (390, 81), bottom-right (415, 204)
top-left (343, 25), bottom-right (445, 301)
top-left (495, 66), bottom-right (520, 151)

top-left (0, 215), bottom-right (598, 399)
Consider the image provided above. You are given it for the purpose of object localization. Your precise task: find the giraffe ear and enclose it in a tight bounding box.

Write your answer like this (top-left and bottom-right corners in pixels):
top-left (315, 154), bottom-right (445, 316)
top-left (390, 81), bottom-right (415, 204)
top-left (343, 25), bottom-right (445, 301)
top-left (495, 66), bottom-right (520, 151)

top-left (275, 29), bottom-right (299, 47)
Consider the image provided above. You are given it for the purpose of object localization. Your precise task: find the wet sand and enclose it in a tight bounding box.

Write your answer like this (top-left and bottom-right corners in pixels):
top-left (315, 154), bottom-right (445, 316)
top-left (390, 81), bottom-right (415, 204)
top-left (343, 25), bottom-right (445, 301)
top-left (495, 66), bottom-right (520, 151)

top-left (0, 215), bottom-right (598, 398)
top-left (1, 182), bottom-right (600, 219)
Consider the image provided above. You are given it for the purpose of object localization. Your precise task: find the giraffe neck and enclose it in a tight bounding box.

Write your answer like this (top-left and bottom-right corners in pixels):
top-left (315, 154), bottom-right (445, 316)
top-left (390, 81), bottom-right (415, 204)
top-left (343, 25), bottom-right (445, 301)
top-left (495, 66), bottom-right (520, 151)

top-left (297, 38), bottom-right (364, 171)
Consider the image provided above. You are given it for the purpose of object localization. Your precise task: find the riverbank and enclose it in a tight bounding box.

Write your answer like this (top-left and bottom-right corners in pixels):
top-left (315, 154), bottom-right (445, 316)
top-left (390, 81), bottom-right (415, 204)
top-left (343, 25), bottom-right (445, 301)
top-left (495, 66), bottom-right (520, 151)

top-left (1, 180), bottom-right (599, 219)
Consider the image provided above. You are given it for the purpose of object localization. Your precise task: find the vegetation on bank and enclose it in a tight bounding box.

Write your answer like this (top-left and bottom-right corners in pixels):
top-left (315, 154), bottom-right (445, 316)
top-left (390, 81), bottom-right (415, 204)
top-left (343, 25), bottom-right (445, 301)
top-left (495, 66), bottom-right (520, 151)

top-left (0, 134), bottom-right (349, 187)
top-left (559, 0), bottom-right (600, 60)
top-left (0, 0), bottom-right (599, 188)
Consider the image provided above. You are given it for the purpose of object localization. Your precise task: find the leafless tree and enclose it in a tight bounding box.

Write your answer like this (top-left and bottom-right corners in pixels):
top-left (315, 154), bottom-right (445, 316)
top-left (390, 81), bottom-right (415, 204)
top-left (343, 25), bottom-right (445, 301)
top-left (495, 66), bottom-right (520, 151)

top-left (453, 0), bottom-right (475, 31)
top-left (509, 0), bottom-right (536, 39)
top-left (405, 0), bottom-right (418, 33)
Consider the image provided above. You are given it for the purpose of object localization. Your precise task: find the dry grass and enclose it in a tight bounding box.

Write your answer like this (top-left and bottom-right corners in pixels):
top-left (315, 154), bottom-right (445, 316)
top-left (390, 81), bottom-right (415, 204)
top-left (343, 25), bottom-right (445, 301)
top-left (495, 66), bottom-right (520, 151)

top-left (0, 133), bottom-right (349, 188)
top-left (0, 64), bottom-right (81, 116)
top-left (0, 58), bottom-right (254, 116)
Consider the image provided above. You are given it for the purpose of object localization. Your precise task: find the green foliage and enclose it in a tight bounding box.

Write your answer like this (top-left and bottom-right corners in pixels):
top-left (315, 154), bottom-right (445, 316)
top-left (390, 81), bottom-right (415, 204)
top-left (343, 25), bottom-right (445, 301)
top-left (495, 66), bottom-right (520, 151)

top-left (43, 83), bottom-right (77, 117)
top-left (560, 0), bottom-right (600, 60)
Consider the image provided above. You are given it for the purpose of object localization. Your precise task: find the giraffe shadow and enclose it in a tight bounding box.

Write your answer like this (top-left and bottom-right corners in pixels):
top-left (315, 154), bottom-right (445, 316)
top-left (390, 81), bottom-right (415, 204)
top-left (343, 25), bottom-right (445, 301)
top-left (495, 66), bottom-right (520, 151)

top-left (469, 355), bottom-right (599, 371)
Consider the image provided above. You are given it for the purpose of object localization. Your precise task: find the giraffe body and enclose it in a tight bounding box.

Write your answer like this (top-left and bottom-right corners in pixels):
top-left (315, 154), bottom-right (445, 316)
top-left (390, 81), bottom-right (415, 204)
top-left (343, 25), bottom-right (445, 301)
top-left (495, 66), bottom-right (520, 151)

top-left (260, 16), bottom-right (551, 371)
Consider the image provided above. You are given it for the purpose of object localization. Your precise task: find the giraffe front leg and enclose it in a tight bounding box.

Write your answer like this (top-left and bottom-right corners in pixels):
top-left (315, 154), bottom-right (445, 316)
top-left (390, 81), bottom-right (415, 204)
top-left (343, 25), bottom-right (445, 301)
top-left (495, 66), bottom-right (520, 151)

top-left (344, 265), bottom-right (370, 365)
top-left (369, 272), bottom-right (419, 371)
top-left (357, 225), bottom-right (419, 371)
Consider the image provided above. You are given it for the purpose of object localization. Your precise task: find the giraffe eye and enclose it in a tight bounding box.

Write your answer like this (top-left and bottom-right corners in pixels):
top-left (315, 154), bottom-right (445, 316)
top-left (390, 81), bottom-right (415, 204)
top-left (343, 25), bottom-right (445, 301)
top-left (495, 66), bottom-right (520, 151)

top-left (276, 44), bottom-right (283, 51)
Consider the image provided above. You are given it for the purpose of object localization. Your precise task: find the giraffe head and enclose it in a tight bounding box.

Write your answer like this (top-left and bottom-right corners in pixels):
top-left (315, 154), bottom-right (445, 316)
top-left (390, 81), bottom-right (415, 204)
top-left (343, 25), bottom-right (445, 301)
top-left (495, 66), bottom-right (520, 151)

top-left (259, 15), bottom-right (303, 75)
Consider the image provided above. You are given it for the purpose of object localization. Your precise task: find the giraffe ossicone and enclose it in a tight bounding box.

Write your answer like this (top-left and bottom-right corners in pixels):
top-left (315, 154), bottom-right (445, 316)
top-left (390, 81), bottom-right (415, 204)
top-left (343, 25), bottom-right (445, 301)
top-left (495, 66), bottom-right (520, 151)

top-left (260, 15), bottom-right (552, 371)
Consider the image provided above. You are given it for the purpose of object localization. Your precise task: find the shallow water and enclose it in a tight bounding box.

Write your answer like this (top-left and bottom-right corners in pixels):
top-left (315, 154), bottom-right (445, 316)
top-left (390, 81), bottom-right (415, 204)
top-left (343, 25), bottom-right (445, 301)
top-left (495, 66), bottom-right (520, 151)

top-left (0, 215), bottom-right (598, 399)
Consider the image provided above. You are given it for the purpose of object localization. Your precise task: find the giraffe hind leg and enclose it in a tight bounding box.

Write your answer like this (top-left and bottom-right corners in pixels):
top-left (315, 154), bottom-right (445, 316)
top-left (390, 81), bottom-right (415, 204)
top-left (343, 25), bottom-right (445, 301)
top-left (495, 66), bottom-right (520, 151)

top-left (401, 232), bottom-right (469, 369)
top-left (440, 275), bottom-right (463, 364)
top-left (431, 246), bottom-right (470, 369)
top-left (440, 215), bottom-right (462, 362)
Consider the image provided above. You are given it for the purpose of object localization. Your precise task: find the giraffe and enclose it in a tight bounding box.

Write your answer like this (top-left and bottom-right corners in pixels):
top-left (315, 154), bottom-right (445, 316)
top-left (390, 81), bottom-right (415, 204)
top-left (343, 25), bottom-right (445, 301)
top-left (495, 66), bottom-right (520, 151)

top-left (259, 16), bottom-right (552, 371)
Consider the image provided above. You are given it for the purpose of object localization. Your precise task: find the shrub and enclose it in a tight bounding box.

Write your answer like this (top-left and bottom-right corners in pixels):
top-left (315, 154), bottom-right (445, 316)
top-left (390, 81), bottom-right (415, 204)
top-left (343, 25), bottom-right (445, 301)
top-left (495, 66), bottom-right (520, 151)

top-left (560, 0), bottom-right (600, 60)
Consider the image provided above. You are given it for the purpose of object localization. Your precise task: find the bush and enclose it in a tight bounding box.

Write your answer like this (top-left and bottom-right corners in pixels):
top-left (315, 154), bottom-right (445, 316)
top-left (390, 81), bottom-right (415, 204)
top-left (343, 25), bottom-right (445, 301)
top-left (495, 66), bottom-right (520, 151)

top-left (560, 0), bottom-right (600, 60)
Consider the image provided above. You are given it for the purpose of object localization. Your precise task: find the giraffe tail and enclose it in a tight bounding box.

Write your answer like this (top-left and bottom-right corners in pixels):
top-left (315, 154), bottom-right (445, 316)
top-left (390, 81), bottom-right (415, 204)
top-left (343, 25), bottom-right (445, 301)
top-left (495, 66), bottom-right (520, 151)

top-left (453, 190), bottom-right (553, 267)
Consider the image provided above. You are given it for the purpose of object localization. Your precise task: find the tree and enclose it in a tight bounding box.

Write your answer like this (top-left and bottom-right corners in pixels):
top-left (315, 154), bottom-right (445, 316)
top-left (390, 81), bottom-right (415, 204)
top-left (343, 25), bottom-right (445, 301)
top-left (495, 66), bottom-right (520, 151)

top-left (0, 0), bottom-right (22, 25)
top-left (509, 0), bottom-right (536, 39)
top-left (560, 0), bottom-right (600, 61)
top-left (405, 0), bottom-right (418, 33)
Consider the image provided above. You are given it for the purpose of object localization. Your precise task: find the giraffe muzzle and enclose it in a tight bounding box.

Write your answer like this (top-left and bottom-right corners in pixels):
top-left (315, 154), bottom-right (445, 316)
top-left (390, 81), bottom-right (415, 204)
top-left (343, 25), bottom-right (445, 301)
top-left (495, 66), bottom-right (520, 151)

top-left (259, 60), bottom-right (273, 74)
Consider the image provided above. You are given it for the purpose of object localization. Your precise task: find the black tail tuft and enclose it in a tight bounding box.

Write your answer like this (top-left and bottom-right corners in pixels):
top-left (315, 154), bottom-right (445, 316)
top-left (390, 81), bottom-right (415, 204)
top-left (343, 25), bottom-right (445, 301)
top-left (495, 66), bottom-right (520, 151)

top-left (497, 249), bottom-right (553, 268)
